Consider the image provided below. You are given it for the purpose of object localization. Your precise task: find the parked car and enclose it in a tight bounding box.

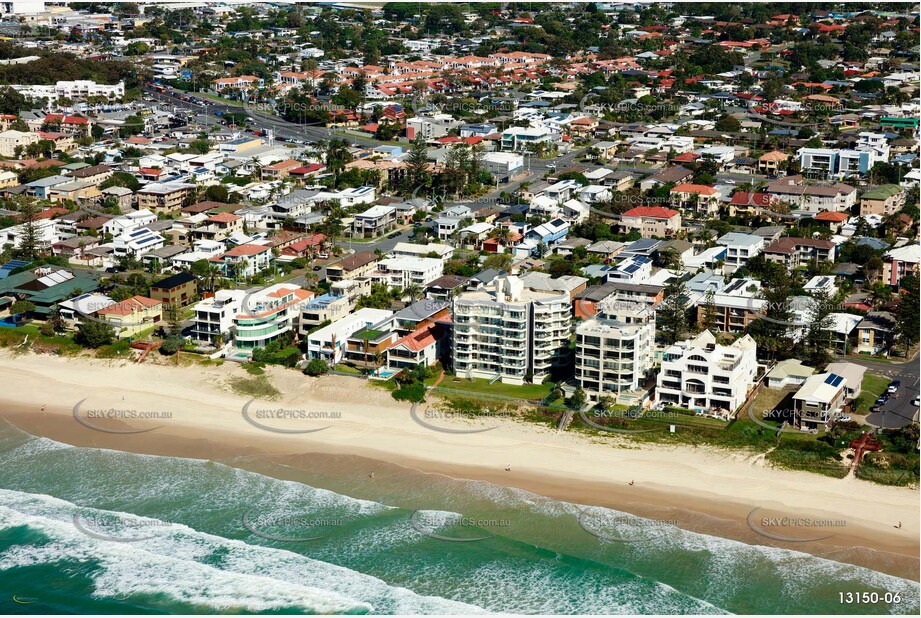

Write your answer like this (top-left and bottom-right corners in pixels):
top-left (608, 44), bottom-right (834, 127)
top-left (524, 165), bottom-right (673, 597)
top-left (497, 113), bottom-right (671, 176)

top-left (876, 394), bottom-right (889, 406)
top-left (312, 265), bottom-right (322, 271)
top-left (837, 415), bottom-right (852, 423)
top-left (887, 380), bottom-right (901, 394)
top-left (912, 397), bottom-right (920, 407)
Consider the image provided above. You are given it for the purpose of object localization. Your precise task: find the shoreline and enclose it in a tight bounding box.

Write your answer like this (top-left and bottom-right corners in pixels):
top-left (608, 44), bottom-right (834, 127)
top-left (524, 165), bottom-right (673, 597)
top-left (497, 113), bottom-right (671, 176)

top-left (0, 350), bottom-right (918, 581)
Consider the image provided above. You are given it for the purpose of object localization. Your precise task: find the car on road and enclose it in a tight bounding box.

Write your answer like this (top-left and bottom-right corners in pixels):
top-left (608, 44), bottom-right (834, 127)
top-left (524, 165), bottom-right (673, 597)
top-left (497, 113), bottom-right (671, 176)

top-left (276, 136), bottom-right (287, 142)
top-left (887, 380), bottom-right (901, 394)
top-left (876, 394), bottom-right (889, 406)
top-left (312, 265), bottom-right (322, 271)
top-left (387, 232), bottom-right (400, 239)
top-left (724, 179), bottom-right (736, 185)
top-left (546, 162), bottom-right (557, 169)
top-left (912, 397), bottom-right (920, 407)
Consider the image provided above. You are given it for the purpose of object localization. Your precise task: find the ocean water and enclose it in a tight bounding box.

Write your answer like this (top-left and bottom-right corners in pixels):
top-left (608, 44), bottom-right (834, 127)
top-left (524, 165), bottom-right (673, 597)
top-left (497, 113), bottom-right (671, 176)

top-left (0, 421), bottom-right (917, 615)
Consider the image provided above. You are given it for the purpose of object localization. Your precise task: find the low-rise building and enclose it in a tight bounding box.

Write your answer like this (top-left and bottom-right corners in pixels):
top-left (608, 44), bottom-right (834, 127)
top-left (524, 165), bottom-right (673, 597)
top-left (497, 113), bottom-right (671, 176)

top-left (655, 331), bottom-right (758, 414)
top-left (619, 206), bottom-right (681, 237)
top-left (96, 295), bottom-right (162, 339)
top-left (882, 244), bottom-right (919, 287)
top-left (307, 307), bottom-right (394, 365)
top-left (150, 272), bottom-right (198, 307)
top-left (763, 237), bottom-right (836, 268)
top-left (859, 185), bottom-right (906, 216)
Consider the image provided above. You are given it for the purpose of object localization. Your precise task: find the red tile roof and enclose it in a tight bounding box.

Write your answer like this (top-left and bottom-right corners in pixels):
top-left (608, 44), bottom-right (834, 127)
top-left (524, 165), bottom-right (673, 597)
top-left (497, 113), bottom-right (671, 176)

top-left (97, 295), bottom-right (161, 317)
top-left (814, 211), bottom-right (849, 222)
top-left (621, 206), bottom-right (680, 219)
top-left (392, 323), bottom-right (442, 352)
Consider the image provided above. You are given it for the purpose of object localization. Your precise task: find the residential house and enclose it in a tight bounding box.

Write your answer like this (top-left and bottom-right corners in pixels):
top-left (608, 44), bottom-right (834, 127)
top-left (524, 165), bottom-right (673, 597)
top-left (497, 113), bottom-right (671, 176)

top-left (96, 295), bottom-right (162, 339)
top-left (150, 272), bottom-right (198, 307)
top-left (655, 331), bottom-right (758, 414)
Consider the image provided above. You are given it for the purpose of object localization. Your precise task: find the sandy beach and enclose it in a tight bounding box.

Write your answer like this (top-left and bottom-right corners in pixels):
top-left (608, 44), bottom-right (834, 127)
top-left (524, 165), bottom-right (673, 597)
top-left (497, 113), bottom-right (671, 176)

top-left (0, 349), bottom-right (918, 580)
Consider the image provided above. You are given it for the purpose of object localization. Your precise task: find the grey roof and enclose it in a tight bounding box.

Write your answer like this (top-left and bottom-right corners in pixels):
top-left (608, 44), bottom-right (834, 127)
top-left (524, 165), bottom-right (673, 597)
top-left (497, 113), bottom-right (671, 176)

top-left (394, 299), bottom-right (450, 321)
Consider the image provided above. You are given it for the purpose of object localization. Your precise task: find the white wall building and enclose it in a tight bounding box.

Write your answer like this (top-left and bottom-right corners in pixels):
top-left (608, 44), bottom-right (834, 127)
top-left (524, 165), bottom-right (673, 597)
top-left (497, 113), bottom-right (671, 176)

top-left (655, 330), bottom-right (758, 414)
top-left (11, 80), bottom-right (125, 102)
top-left (372, 257), bottom-right (444, 290)
top-left (452, 275), bottom-right (571, 385)
top-left (575, 299), bottom-right (655, 401)
top-left (307, 307), bottom-right (393, 365)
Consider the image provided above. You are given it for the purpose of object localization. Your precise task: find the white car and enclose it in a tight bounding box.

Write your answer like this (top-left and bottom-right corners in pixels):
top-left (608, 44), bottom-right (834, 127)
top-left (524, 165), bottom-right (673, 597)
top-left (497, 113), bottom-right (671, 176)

top-left (724, 179), bottom-right (736, 185)
top-left (837, 415), bottom-right (851, 423)
top-left (912, 397), bottom-right (920, 407)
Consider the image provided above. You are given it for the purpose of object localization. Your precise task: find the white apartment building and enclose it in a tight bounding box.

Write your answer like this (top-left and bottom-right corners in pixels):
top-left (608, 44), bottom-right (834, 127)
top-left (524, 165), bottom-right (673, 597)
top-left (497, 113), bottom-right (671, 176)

top-left (452, 275), bottom-right (571, 385)
top-left (111, 227), bottom-right (165, 259)
top-left (307, 307), bottom-right (394, 365)
top-left (372, 257), bottom-right (443, 290)
top-left (11, 80), bottom-right (125, 102)
top-left (716, 232), bottom-right (764, 273)
top-left (191, 289), bottom-right (246, 346)
top-left (233, 284), bottom-right (313, 351)
top-left (391, 242), bottom-right (454, 261)
top-left (575, 299), bottom-right (655, 402)
top-left (655, 330), bottom-right (758, 413)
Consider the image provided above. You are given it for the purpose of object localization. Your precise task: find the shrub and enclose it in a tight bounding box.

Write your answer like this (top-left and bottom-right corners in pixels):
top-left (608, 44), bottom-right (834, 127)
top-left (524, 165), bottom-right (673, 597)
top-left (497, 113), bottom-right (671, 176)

top-left (75, 321), bottom-right (116, 348)
top-left (159, 336), bottom-right (182, 356)
top-left (303, 358), bottom-right (330, 377)
top-left (392, 381), bottom-right (426, 403)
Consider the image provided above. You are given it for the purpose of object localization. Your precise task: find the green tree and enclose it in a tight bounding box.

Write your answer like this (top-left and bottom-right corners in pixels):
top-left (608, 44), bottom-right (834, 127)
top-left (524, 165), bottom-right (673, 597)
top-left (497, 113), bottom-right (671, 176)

top-left (304, 358), bottom-right (330, 376)
top-left (75, 321), bottom-right (116, 348)
top-left (894, 273), bottom-right (920, 355)
top-left (699, 289), bottom-right (718, 333)
top-left (658, 277), bottom-right (688, 345)
top-left (9, 300), bottom-right (35, 319)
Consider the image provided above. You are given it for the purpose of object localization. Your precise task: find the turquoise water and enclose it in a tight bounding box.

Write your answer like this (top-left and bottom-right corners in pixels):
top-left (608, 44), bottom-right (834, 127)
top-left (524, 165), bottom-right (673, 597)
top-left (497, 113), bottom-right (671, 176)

top-left (0, 422), bottom-right (917, 615)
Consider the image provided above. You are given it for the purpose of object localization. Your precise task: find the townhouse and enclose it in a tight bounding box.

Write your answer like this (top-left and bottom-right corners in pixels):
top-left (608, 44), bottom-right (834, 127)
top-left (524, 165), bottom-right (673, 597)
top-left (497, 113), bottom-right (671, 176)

top-left (763, 237), bottom-right (837, 269)
top-left (882, 244), bottom-right (920, 287)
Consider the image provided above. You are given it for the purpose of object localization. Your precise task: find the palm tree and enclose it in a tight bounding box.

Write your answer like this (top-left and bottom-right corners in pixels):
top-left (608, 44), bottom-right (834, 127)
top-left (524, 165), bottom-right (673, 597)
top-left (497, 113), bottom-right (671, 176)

top-left (403, 284), bottom-right (422, 302)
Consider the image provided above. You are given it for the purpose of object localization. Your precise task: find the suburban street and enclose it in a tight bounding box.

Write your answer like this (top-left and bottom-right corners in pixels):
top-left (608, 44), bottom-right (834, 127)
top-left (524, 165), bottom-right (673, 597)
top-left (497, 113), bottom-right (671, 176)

top-left (852, 355), bottom-right (920, 429)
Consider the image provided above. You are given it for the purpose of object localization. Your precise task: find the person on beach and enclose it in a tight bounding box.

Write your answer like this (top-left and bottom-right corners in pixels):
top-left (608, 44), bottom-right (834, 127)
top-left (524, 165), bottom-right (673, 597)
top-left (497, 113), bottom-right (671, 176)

top-left (629, 480), bottom-right (634, 486)
top-left (505, 465), bottom-right (511, 472)
top-left (41, 404), bottom-right (46, 414)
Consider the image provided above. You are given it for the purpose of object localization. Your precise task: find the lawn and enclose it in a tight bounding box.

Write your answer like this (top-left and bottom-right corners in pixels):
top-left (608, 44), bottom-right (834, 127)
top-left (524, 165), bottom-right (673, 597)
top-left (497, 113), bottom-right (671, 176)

top-left (434, 377), bottom-right (555, 402)
top-left (0, 324), bottom-right (82, 355)
top-left (853, 372), bottom-right (891, 413)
